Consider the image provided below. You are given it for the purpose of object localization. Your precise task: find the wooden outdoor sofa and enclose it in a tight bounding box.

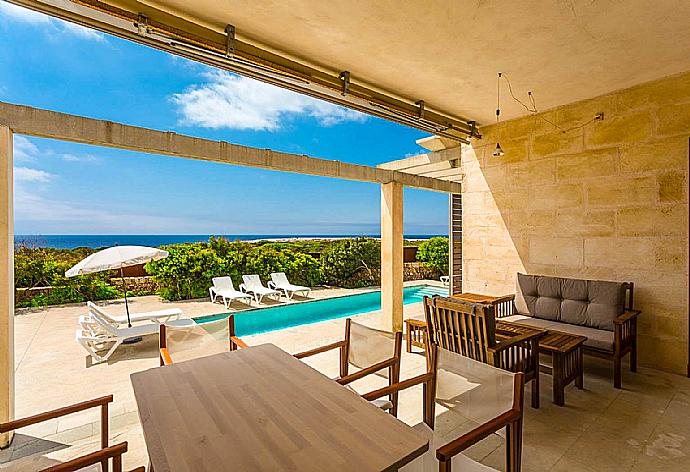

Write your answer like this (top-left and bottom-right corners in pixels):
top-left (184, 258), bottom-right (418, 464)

top-left (477, 274), bottom-right (641, 389)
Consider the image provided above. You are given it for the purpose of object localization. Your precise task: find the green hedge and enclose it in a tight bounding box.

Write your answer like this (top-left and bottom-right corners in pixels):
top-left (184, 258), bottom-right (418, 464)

top-left (15, 236), bottom-right (444, 306)
top-left (416, 237), bottom-right (449, 275)
top-left (14, 244), bottom-right (123, 307)
top-left (145, 238), bottom-right (323, 301)
top-left (320, 237), bottom-right (380, 288)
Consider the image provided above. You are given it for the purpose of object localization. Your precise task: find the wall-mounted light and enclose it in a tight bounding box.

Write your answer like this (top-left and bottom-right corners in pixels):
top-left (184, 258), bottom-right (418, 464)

top-left (493, 72), bottom-right (503, 157)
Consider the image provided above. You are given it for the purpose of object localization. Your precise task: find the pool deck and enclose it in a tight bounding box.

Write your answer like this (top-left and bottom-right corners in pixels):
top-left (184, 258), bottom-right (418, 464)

top-left (5, 280), bottom-right (690, 471)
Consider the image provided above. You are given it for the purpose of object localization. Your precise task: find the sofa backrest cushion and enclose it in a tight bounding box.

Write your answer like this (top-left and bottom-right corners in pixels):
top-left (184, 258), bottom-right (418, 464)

top-left (515, 273), bottom-right (626, 331)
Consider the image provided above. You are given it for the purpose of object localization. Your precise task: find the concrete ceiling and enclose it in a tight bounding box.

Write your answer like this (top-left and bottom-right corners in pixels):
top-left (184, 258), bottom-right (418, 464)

top-left (122, 0), bottom-right (690, 124)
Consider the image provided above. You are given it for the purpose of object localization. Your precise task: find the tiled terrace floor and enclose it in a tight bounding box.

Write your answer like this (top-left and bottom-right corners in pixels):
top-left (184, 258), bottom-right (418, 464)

top-left (3, 283), bottom-right (690, 471)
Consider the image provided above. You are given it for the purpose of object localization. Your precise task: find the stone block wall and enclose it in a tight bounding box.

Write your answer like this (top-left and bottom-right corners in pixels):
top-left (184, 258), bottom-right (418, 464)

top-left (462, 71), bottom-right (689, 374)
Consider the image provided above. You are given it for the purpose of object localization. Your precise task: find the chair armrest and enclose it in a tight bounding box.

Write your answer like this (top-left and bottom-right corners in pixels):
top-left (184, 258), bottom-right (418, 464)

top-left (362, 372), bottom-right (435, 401)
top-left (491, 331), bottom-right (542, 354)
top-left (337, 357), bottom-right (397, 385)
top-left (406, 318), bottom-right (427, 328)
top-left (159, 347), bottom-right (173, 366)
top-left (435, 409), bottom-right (521, 463)
top-left (614, 310), bottom-right (640, 325)
top-left (294, 340), bottom-right (346, 359)
top-left (41, 442), bottom-right (128, 472)
top-left (230, 336), bottom-right (249, 349)
top-left (0, 395), bottom-right (113, 433)
top-left (491, 294), bottom-right (516, 304)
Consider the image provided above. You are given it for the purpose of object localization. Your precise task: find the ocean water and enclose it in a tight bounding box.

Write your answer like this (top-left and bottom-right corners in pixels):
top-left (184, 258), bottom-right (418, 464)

top-left (14, 234), bottom-right (443, 249)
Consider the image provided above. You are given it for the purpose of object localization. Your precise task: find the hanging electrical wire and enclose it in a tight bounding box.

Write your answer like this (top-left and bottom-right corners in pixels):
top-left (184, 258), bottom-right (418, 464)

top-left (500, 73), bottom-right (602, 133)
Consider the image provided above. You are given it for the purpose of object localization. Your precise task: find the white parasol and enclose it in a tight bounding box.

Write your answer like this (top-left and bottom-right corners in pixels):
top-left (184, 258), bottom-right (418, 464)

top-left (66, 245), bottom-right (169, 327)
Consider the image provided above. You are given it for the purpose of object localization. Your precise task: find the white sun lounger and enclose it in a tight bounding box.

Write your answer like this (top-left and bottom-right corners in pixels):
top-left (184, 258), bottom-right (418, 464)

top-left (440, 276), bottom-right (450, 286)
top-left (209, 276), bottom-right (253, 308)
top-left (268, 272), bottom-right (311, 299)
top-left (240, 274), bottom-right (281, 304)
top-left (87, 301), bottom-right (183, 325)
top-left (76, 311), bottom-right (195, 363)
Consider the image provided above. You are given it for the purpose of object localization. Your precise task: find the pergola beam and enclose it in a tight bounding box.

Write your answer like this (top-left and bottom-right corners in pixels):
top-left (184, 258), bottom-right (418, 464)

top-left (0, 102), bottom-right (462, 194)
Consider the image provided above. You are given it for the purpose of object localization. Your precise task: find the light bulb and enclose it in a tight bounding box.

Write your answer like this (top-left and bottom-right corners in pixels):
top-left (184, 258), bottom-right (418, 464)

top-left (492, 142), bottom-right (505, 157)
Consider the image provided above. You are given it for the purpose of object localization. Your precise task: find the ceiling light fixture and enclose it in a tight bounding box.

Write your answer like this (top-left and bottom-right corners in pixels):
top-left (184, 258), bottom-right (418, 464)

top-left (492, 72), bottom-right (505, 157)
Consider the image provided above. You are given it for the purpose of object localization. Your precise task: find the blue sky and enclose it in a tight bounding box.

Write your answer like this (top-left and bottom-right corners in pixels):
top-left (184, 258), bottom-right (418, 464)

top-left (0, 2), bottom-right (448, 236)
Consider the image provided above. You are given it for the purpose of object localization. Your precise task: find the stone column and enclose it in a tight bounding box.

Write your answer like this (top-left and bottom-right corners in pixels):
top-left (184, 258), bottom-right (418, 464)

top-left (0, 126), bottom-right (13, 448)
top-left (381, 182), bottom-right (403, 332)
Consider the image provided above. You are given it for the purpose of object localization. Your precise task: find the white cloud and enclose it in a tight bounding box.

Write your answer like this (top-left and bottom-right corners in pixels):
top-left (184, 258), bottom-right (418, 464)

top-left (172, 71), bottom-right (367, 131)
top-left (15, 166), bottom-right (54, 182)
top-left (61, 21), bottom-right (106, 42)
top-left (13, 136), bottom-right (39, 161)
top-left (60, 153), bottom-right (99, 163)
top-left (0, 1), bottom-right (105, 41)
top-left (0, 1), bottom-right (49, 24)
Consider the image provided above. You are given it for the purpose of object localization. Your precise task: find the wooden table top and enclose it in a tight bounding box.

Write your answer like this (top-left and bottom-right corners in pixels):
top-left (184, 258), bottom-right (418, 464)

top-left (131, 344), bottom-right (428, 472)
top-left (496, 321), bottom-right (586, 354)
top-left (450, 292), bottom-right (504, 304)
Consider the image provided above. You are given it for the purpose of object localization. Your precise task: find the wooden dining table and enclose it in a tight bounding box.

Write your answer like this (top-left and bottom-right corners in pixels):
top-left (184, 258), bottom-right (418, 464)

top-left (131, 343), bottom-right (429, 472)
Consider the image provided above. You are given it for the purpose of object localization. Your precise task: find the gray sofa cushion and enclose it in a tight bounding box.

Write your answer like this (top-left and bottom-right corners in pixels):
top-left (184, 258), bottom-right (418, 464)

top-left (515, 273), bottom-right (626, 331)
top-left (546, 321), bottom-right (615, 352)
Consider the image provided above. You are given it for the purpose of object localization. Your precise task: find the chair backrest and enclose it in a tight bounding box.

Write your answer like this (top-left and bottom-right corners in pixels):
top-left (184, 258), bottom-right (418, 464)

top-left (346, 319), bottom-right (400, 378)
top-left (242, 274), bottom-right (263, 289)
top-left (271, 272), bottom-right (289, 286)
top-left (212, 276), bottom-right (235, 291)
top-left (160, 318), bottom-right (229, 364)
top-left (431, 346), bottom-right (518, 427)
top-left (87, 301), bottom-right (116, 324)
top-left (89, 310), bottom-right (121, 336)
top-left (424, 345), bottom-right (524, 471)
top-left (424, 296), bottom-right (497, 364)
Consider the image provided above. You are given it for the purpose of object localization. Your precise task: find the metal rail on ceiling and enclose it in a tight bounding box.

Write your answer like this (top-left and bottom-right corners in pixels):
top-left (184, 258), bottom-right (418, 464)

top-left (9, 0), bottom-right (475, 143)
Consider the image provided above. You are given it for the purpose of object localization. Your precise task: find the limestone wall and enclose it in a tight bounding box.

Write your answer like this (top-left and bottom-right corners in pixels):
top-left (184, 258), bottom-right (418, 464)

top-left (462, 71), bottom-right (689, 374)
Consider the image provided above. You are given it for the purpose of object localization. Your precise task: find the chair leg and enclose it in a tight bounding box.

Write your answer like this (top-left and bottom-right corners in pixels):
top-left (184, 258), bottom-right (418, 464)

top-left (630, 343), bottom-right (638, 373)
top-left (531, 374), bottom-right (540, 409)
top-left (614, 354), bottom-right (622, 389)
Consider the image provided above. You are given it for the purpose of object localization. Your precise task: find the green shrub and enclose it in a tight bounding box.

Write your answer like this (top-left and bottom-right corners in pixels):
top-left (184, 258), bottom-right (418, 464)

top-left (145, 243), bottom-right (227, 301)
top-left (416, 237), bottom-right (449, 274)
top-left (145, 239), bottom-right (323, 300)
top-left (14, 244), bottom-right (123, 308)
top-left (321, 238), bottom-right (380, 288)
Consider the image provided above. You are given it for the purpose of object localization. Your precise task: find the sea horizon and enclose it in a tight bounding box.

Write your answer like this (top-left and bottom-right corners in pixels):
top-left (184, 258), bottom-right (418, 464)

top-left (14, 234), bottom-right (445, 249)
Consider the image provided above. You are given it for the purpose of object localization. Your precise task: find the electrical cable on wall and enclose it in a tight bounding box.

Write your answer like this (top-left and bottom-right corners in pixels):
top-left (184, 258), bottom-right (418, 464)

top-left (500, 73), bottom-right (603, 134)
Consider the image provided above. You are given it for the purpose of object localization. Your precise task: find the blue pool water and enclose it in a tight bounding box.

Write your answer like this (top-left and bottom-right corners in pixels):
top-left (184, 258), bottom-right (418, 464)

top-left (195, 284), bottom-right (448, 336)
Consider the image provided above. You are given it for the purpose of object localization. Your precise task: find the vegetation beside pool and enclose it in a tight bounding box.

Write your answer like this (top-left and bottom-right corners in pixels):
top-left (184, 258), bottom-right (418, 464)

top-left (14, 236), bottom-right (448, 307)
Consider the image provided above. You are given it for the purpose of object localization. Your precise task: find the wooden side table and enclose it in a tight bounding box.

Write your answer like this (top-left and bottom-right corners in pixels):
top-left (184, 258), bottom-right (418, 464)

top-left (404, 318), bottom-right (427, 353)
top-left (536, 329), bottom-right (586, 406)
top-left (497, 321), bottom-right (586, 406)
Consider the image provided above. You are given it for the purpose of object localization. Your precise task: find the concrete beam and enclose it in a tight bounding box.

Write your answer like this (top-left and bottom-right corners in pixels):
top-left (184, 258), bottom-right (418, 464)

top-left (378, 148), bottom-right (460, 172)
top-left (0, 126), bottom-right (13, 448)
top-left (0, 101), bottom-right (462, 194)
top-left (380, 182), bottom-right (403, 332)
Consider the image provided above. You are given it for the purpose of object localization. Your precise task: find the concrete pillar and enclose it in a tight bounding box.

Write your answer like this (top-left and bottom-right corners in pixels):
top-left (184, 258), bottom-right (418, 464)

top-left (0, 126), bottom-right (13, 448)
top-left (381, 182), bottom-right (403, 332)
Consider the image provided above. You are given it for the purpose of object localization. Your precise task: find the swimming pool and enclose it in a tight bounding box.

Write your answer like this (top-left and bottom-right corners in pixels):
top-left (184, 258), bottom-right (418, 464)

top-left (195, 284), bottom-right (448, 336)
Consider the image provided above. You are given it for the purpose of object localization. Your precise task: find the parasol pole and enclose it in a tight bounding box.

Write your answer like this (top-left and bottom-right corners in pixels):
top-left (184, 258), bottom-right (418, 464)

top-left (120, 266), bottom-right (132, 327)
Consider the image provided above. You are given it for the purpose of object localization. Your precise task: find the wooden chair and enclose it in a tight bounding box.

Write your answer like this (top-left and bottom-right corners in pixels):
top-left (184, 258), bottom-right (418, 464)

top-left (294, 318), bottom-right (403, 416)
top-left (0, 396), bottom-right (144, 472)
top-left (424, 295), bottom-right (543, 408)
top-left (363, 344), bottom-right (525, 472)
top-left (159, 316), bottom-right (247, 366)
